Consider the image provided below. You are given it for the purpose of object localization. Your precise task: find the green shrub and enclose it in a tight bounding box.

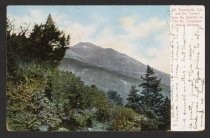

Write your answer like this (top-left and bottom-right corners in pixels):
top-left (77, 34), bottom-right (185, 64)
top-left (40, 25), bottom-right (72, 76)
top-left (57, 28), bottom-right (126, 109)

top-left (140, 117), bottom-right (159, 131)
top-left (68, 109), bottom-right (92, 127)
top-left (110, 107), bottom-right (141, 131)
top-left (95, 105), bottom-right (112, 122)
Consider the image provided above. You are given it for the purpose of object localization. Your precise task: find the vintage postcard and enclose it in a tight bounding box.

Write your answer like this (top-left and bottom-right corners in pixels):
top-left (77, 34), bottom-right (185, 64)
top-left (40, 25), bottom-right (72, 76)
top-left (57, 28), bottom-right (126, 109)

top-left (6, 5), bottom-right (204, 132)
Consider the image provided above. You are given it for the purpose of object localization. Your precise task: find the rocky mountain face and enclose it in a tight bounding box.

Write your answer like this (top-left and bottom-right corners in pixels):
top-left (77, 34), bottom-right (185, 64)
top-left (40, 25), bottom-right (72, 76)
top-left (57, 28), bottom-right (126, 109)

top-left (59, 42), bottom-right (170, 102)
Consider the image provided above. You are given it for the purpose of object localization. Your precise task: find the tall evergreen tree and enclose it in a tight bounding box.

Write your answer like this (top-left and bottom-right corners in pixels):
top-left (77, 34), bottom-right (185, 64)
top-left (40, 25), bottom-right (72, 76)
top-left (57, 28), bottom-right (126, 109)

top-left (126, 86), bottom-right (141, 113)
top-left (29, 14), bottom-right (70, 66)
top-left (139, 65), bottom-right (164, 116)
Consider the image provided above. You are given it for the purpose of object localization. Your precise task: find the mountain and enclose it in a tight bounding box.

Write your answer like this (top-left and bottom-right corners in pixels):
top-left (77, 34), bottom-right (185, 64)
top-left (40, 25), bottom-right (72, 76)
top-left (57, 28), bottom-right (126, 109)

top-left (64, 42), bottom-right (170, 85)
top-left (59, 42), bottom-right (170, 102)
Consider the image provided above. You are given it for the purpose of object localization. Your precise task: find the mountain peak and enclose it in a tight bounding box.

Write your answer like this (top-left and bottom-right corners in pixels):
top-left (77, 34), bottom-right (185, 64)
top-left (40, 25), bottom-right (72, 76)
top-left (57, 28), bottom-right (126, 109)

top-left (73, 42), bottom-right (103, 49)
top-left (74, 42), bottom-right (124, 55)
top-left (65, 42), bottom-right (170, 86)
top-left (105, 47), bottom-right (118, 52)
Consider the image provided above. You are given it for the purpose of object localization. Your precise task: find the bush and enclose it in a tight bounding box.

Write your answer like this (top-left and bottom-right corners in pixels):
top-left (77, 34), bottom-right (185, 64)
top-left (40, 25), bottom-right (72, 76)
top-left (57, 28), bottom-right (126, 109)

top-left (7, 63), bottom-right (49, 131)
top-left (140, 117), bottom-right (159, 131)
top-left (95, 105), bottom-right (112, 122)
top-left (7, 63), bottom-right (63, 131)
top-left (69, 109), bottom-right (93, 128)
top-left (109, 107), bottom-right (141, 131)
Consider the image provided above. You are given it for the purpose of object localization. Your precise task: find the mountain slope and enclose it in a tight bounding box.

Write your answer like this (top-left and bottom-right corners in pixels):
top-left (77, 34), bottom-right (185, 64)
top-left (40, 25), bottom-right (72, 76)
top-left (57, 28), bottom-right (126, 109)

top-left (59, 42), bottom-right (170, 101)
top-left (59, 58), bottom-right (170, 102)
top-left (64, 42), bottom-right (170, 86)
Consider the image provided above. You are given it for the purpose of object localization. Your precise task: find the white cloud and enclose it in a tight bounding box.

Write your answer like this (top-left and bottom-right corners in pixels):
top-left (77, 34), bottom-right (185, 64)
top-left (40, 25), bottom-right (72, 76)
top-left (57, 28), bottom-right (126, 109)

top-left (8, 9), bottom-right (46, 34)
top-left (119, 16), bottom-right (167, 40)
top-left (144, 33), bottom-right (170, 73)
top-left (63, 23), bottom-right (96, 46)
top-left (119, 16), bottom-right (136, 29)
top-left (93, 27), bottom-right (134, 55)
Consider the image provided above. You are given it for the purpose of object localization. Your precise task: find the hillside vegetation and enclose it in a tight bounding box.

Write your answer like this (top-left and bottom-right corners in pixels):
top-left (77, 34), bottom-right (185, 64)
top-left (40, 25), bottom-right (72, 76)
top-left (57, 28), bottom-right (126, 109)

top-left (7, 14), bottom-right (170, 131)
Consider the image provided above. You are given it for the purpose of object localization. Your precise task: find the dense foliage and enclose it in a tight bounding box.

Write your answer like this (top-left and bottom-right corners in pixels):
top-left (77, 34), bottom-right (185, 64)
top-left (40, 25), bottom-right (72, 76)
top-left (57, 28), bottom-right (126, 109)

top-left (7, 14), bottom-right (170, 131)
top-left (107, 90), bottom-right (123, 106)
top-left (126, 86), bottom-right (140, 112)
top-left (126, 65), bottom-right (170, 130)
top-left (7, 63), bottom-right (111, 131)
top-left (7, 14), bottom-right (70, 71)
top-left (109, 107), bottom-right (141, 131)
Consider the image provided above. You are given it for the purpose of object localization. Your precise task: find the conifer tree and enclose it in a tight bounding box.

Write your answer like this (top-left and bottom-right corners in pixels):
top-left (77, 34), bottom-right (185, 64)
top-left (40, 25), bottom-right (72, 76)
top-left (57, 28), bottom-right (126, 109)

top-left (126, 86), bottom-right (140, 113)
top-left (139, 65), bottom-right (164, 116)
top-left (29, 14), bottom-right (70, 66)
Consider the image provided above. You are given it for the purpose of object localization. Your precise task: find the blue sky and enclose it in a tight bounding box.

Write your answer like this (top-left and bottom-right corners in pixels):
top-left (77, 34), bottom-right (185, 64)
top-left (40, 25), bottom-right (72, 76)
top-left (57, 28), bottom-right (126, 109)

top-left (7, 6), bottom-right (170, 73)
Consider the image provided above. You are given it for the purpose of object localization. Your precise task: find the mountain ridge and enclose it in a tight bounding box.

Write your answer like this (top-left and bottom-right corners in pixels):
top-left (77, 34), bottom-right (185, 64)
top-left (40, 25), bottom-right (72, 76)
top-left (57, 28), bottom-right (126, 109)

top-left (65, 42), bottom-right (170, 86)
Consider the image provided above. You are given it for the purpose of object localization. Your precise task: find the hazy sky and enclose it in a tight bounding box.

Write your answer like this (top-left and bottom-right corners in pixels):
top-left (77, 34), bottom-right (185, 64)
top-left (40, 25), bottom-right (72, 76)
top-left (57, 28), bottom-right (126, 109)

top-left (8, 6), bottom-right (170, 73)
